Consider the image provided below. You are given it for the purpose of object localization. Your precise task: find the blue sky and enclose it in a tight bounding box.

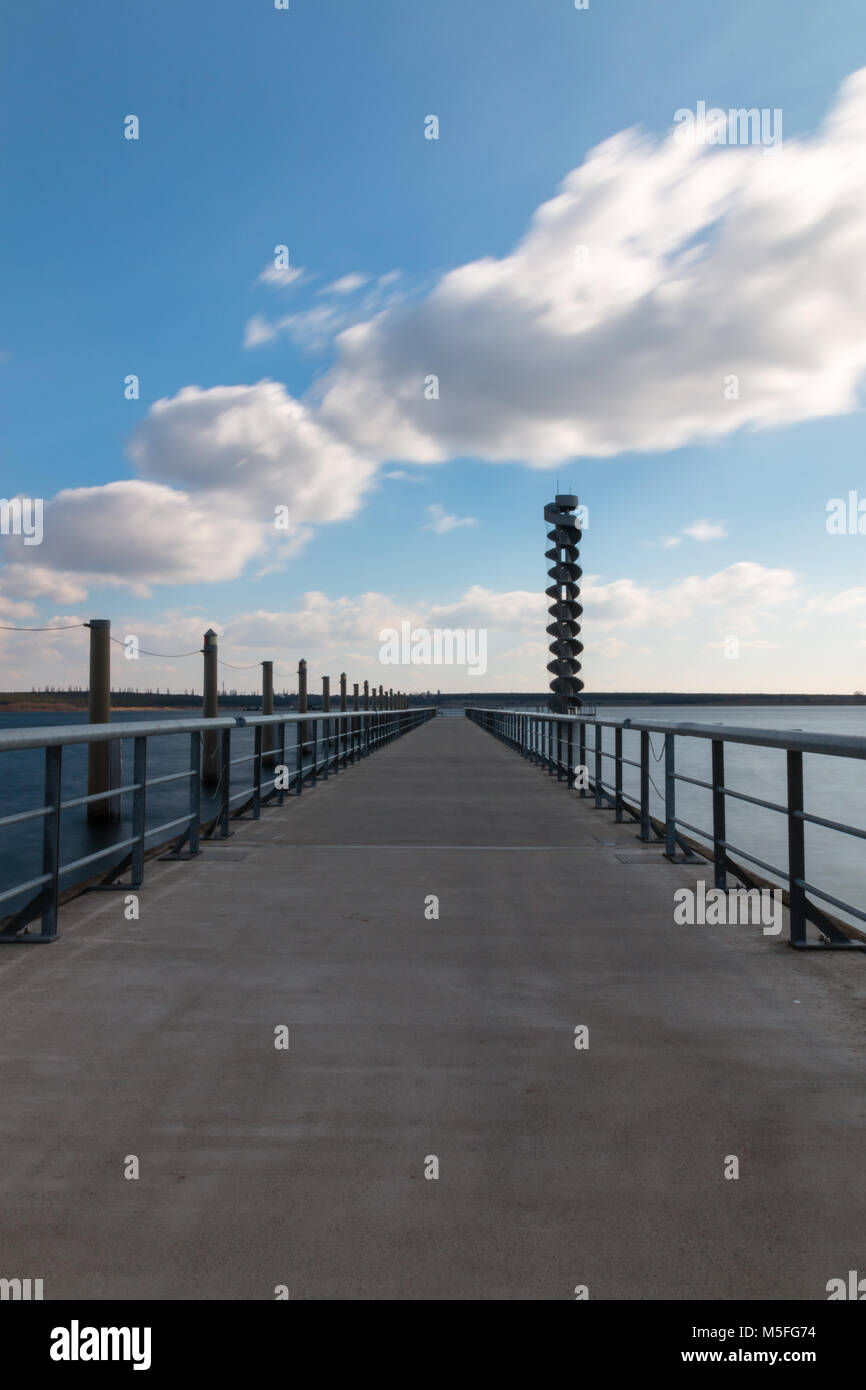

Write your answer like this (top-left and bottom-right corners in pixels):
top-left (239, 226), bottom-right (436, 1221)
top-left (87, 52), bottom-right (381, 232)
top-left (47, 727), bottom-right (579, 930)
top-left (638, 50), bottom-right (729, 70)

top-left (2, 0), bottom-right (866, 693)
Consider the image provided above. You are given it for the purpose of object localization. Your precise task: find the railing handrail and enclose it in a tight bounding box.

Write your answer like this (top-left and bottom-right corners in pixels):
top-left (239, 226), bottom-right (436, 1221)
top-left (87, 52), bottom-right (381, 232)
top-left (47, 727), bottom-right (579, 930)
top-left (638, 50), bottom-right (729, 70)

top-left (467, 710), bottom-right (866, 762)
top-left (0, 708), bottom-right (437, 753)
top-left (466, 706), bottom-right (866, 951)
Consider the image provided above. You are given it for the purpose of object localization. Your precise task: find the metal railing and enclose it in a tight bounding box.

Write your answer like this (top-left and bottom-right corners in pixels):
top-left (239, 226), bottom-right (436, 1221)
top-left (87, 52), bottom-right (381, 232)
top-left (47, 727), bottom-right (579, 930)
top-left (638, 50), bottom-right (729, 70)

top-left (0, 707), bottom-right (435, 942)
top-left (466, 707), bottom-right (866, 951)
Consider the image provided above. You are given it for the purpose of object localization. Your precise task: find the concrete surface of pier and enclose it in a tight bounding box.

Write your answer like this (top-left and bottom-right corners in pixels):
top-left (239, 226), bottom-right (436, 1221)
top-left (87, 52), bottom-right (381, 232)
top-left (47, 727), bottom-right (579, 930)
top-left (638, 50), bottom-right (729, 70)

top-left (1, 716), bottom-right (864, 1300)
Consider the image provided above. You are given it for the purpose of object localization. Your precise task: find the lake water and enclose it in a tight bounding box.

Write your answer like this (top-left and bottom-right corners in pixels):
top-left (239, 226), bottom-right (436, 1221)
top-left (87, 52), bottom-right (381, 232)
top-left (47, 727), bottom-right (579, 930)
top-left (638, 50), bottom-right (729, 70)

top-left (1, 705), bottom-right (864, 931)
top-left (0, 711), bottom-right (301, 920)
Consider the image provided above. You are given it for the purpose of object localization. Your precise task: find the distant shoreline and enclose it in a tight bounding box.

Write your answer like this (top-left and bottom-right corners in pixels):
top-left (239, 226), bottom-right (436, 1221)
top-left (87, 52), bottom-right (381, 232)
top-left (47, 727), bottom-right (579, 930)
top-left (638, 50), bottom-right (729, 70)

top-left (1, 691), bottom-right (865, 714)
top-left (0, 702), bottom-right (187, 713)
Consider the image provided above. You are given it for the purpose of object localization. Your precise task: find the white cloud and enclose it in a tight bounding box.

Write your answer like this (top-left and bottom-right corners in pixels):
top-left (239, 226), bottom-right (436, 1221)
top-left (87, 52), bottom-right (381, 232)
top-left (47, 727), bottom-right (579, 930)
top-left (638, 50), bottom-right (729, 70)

top-left (128, 383), bottom-right (376, 523)
top-left (245, 275), bottom-right (404, 353)
top-left (320, 69), bottom-right (866, 464)
top-left (3, 564), bottom-right (864, 692)
top-left (383, 469), bottom-right (428, 484)
top-left (805, 587), bottom-right (866, 617)
top-left (682, 519), bottom-right (727, 540)
top-left (1, 383), bottom-right (377, 597)
top-left (428, 585), bottom-right (542, 630)
top-left (0, 592), bottom-right (37, 618)
top-left (248, 303), bottom-right (347, 351)
top-left (424, 503), bottom-right (478, 534)
top-left (256, 264), bottom-right (304, 289)
top-left (705, 638), bottom-right (780, 650)
top-left (243, 314), bottom-right (278, 348)
top-left (584, 562), bottom-right (799, 633)
top-left (319, 273), bottom-right (370, 295)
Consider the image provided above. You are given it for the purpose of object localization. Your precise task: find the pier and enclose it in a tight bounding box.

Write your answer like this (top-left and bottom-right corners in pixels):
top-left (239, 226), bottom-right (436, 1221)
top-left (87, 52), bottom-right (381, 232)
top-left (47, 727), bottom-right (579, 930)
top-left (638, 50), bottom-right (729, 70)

top-left (1, 713), bottom-right (864, 1299)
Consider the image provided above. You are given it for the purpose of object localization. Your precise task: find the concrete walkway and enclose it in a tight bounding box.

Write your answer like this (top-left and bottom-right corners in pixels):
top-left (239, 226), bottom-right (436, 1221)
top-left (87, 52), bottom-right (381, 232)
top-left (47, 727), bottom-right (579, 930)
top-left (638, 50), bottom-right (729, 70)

top-left (2, 716), bottom-right (864, 1300)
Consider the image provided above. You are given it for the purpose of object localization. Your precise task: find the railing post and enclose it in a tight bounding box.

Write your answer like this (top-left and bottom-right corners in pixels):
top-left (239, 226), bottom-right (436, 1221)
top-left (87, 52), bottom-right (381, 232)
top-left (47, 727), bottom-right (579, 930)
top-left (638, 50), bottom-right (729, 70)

top-left (40, 744), bottom-right (62, 939)
top-left (340, 674), bottom-right (348, 768)
top-left (615, 726), bottom-right (623, 822)
top-left (86, 618), bottom-right (116, 822)
top-left (663, 733), bottom-right (676, 860)
top-left (712, 739), bottom-right (726, 889)
top-left (189, 730), bottom-right (201, 853)
top-left (322, 677), bottom-right (331, 777)
top-left (252, 725), bottom-right (262, 819)
top-left (297, 658), bottom-right (307, 788)
top-left (218, 727), bottom-right (231, 837)
top-left (295, 715), bottom-right (304, 794)
top-left (787, 750), bottom-right (807, 946)
top-left (567, 719), bottom-right (575, 789)
top-left (579, 720), bottom-right (586, 797)
top-left (262, 661), bottom-right (275, 767)
top-left (556, 719), bottom-right (563, 781)
top-left (131, 736), bottom-right (147, 887)
top-left (276, 722), bottom-right (286, 806)
top-left (639, 730), bottom-right (650, 840)
top-left (202, 628), bottom-right (220, 786)
top-left (594, 724), bottom-right (602, 808)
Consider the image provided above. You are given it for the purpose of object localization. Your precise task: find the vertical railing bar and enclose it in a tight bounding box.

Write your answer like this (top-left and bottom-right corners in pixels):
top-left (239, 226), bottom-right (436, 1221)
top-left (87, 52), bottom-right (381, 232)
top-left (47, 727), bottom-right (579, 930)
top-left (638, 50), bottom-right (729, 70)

top-left (189, 731), bottom-right (201, 853)
top-left (664, 733), bottom-right (676, 860)
top-left (594, 724), bottom-right (602, 808)
top-left (252, 725), bottom-right (262, 819)
top-left (712, 739), bottom-right (726, 889)
top-left (219, 728), bottom-right (231, 837)
top-left (579, 720), bottom-right (586, 797)
top-left (787, 749), bottom-right (807, 946)
top-left (276, 723), bottom-right (286, 806)
top-left (131, 737), bottom-right (147, 886)
top-left (639, 730), bottom-right (650, 841)
top-left (40, 745), bottom-right (62, 939)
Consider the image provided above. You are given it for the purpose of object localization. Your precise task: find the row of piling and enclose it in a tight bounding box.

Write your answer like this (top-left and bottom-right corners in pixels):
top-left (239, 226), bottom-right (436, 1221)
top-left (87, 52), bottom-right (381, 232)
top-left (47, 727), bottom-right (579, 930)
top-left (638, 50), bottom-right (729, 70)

top-left (85, 621), bottom-right (410, 820)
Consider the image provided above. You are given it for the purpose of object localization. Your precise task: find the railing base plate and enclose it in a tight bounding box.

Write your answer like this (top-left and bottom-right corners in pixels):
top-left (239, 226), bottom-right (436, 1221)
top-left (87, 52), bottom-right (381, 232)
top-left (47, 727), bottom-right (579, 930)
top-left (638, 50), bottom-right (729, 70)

top-left (0, 932), bottom-right (58, 944)
top-left (791, 940), bottom-right (866, 951)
